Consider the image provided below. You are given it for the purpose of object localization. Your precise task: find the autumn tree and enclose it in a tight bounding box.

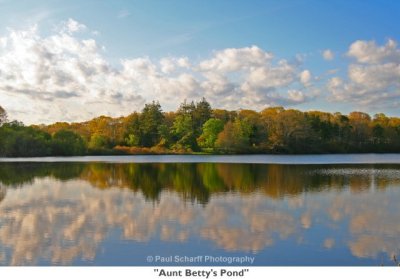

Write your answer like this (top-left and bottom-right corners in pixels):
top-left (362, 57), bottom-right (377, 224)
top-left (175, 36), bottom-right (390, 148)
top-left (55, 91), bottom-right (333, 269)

top-left (216, 118), bottom-right (252, 152)
top-left (348, 111), bottom-right (371, 150)
top-left (213, 109), bottom-right (237, 123)
top-left (260, 106), bottom-right (285, 148)
top-left (2, 98), bottom-right (400, 156)
top-left (238, 110), bottom-right (267, 148)
top-left (88, 133), bottom-right (109, 150)
top-left (261, 108), bottom-right (314, 152)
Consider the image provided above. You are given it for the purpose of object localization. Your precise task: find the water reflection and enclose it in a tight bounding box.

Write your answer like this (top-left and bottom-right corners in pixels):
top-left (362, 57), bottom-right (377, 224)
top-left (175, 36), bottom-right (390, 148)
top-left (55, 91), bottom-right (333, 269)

top-left (0, 162), bottom-right (399, 265)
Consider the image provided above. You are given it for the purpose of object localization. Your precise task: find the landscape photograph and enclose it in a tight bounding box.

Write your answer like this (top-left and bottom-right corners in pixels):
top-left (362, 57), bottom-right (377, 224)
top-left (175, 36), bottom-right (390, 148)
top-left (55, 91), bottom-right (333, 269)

top-left (0, 0), bottom-right (400, 268)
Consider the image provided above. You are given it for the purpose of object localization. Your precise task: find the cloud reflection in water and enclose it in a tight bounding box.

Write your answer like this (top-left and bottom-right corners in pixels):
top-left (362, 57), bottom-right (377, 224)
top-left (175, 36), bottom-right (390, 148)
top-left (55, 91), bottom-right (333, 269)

top-left (0, 163), bottom-right (399, 265)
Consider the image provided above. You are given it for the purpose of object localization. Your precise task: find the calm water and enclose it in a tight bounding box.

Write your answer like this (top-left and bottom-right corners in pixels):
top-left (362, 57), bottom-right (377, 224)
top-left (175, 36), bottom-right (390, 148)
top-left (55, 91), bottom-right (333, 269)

top-left (0, 155), bottom-right (400, 266)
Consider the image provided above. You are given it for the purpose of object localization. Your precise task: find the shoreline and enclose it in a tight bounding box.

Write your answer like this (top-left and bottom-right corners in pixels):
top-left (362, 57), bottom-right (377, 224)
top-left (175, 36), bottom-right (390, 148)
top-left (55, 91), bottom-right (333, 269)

top-left (1, 153), bottom-right (400, 164)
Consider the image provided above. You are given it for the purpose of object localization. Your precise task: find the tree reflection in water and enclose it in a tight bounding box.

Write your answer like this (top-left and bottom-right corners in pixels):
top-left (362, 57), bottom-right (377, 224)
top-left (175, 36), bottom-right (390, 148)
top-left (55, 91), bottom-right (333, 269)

top-left (0, 162), bottom-right (399, 265)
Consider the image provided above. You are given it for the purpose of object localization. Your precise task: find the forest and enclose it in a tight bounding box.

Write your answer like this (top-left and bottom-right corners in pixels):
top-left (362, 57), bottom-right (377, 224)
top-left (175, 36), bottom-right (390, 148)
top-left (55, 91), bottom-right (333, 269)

top-left (1, 98), bottom-right (400, 157)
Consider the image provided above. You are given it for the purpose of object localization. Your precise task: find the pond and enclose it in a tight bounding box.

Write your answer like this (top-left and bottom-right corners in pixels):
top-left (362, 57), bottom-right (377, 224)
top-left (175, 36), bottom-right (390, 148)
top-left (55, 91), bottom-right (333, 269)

top-left (0, 155), bottom-right (399, 266)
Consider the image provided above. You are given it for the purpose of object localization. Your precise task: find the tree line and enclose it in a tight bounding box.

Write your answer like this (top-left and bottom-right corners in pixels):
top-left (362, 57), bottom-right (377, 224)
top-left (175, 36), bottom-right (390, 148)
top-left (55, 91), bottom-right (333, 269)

top-left (1, 99), bottom-right (400, 157)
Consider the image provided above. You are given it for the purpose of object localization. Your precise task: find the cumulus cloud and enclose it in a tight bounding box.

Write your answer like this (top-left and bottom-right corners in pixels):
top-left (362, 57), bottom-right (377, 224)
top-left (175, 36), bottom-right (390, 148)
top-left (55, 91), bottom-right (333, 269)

top-left (327, 39), bottom-right (400, 108)
top-left (0, 21), bottom-right (148, 123)
top-left (64, 18), bottom-right (87, 34)
top-left (159, 58), bottom-right (176, 74)
top-left (0, 20), bottom-right (315, 124)
top-left (322, 49), bottom-right (334, 61)
top-left (198, 46), bottom-right (273, 72)
top-left (159, 57), bottom-right (190, 74)
top-left (347, 39), bottom-right (400, 64)
top-left (300, 70), bottom-right (312, 85)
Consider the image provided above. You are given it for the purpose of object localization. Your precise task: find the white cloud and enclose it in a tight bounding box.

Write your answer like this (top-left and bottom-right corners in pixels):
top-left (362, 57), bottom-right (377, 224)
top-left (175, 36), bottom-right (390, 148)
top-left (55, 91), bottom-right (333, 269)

top-left (159, 57), bottom-right (191, 74)
top-left (300, 70), bottom-right (312, 85)
top-left (327, 39), bottom-right (400, 108)
top-left (0, 21), bottom-right (145, 123)
top-left (244, 60), bottom-right (296, 89)
top-left (199, 45), bottom-right (273, 72)
top-left (177, 57), bottom-right (190, 68)
top-left (159, 58), bottom-right (176, 74)
top-left (63, 18), bottom-right (87, 34)
top-left (0, 20), bottom-right (316, 124)
top-left (322, 49), bottom-right (334, 61)
top-left (236, 60), bottom-right (316, 107)
top-left (347, 39), bottom-right (400, 64)
top-left (122, 57), bottom-right (157, 76)
top-left (288, 90), bottom-right (307, 102)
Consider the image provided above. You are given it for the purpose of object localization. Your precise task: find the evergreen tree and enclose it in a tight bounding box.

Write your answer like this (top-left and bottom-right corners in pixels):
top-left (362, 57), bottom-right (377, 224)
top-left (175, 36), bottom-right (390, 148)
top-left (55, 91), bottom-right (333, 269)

top-left (139, 101), bottom-right (164, 147)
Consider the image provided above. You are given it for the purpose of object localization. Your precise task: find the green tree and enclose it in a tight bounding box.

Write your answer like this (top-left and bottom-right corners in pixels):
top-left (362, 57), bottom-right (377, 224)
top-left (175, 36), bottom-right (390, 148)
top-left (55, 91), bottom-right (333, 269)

top-left (331, 112), bottom-right (352, 151)
top-left (193, 97), bottom-right (212, 134)
top-left (157, 123), bottom-right (171, 147)
top-left (197, 118), bottom-right (224, 149)
top-left (124, 112), bottom-right (141, 147)
top-left (0, 122), bottom-right (52, 157)
top-left (170, 100), bottom-right (201, 151)
top-left (177, 100), bottom-right (195, 115)
top-left (139, 101), bottom-right (164, 147)
top-left (171, 114), bottom-right (197, 151)
top-left (88, 133), bottom-right (109, 149)
top-left (52, 130), bottom-right (86, 156)
top-left (125, 134), bottom-right (140, 147)
top-left (0, 105), bottom-right (7, 125)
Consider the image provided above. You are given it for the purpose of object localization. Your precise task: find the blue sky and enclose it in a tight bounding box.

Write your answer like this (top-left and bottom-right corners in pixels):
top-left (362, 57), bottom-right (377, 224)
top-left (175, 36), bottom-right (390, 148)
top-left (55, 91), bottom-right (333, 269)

top-left (0, 0), bottom-right (399, 124)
